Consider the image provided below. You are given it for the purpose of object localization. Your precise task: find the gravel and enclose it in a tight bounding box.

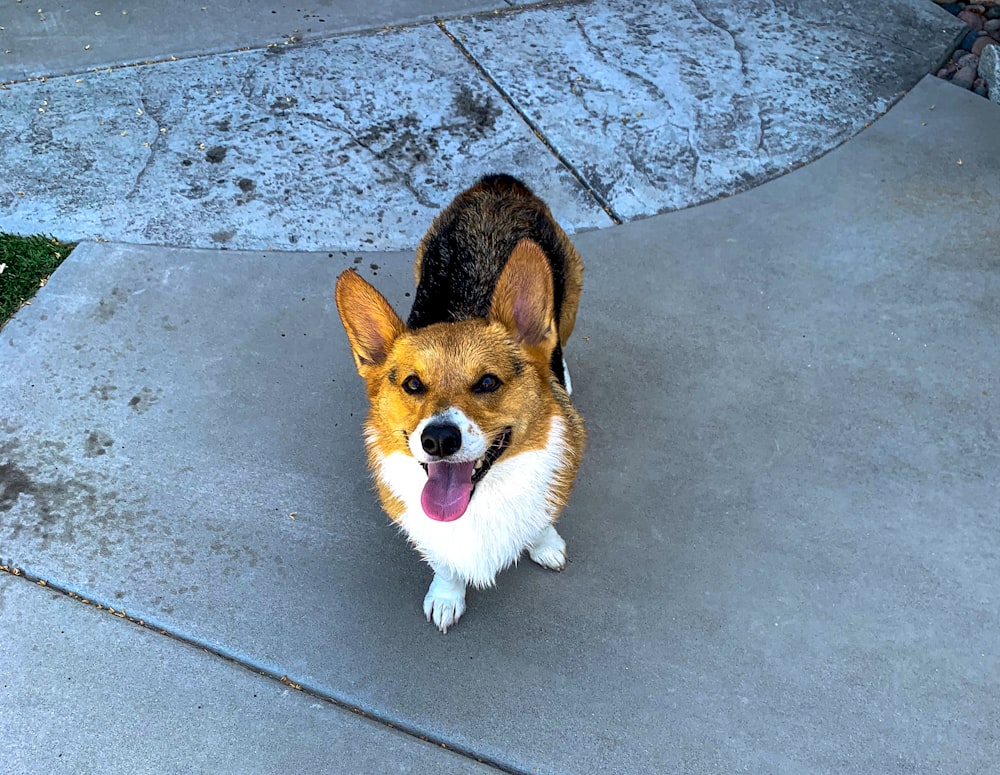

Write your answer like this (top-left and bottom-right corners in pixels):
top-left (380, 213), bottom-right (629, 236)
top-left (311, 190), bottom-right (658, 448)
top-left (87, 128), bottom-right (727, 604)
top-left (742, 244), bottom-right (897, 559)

top-left (933, 0), bottom-right (1000, 103)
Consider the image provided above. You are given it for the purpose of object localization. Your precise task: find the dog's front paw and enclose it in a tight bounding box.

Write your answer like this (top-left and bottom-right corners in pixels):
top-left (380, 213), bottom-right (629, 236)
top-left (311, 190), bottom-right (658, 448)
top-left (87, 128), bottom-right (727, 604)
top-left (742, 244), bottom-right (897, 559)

top-left (527, 524), bottom-right (567, 571)
top-left (423, 571), bottom-right (467, 633)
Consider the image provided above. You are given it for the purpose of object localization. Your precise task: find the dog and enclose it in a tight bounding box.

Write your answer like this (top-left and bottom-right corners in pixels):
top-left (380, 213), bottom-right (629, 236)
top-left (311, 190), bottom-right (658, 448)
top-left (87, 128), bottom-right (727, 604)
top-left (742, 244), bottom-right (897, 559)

top-left (335, 174), bottom-right (585, 632)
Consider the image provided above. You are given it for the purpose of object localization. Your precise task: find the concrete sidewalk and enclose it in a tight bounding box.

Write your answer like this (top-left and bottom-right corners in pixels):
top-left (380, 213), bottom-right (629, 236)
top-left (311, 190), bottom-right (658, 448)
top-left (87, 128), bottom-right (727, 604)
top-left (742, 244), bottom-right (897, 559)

top-left (3, 2), bottom-right (1000, 773)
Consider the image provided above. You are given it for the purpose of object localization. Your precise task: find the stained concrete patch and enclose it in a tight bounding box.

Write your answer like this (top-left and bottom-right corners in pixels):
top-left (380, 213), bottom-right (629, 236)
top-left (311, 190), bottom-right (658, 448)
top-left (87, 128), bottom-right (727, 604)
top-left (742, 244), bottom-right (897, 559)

top-left (0, 25), bottom-right (610, 251)
top-left (447, 0), bottom-right (965, 220)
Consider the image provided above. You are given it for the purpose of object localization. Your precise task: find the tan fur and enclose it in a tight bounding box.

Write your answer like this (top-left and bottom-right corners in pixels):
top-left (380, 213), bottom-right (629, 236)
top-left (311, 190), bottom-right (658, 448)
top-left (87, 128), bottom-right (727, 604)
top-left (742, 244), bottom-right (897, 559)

top-left (336, 238), bottom-right (584, 528)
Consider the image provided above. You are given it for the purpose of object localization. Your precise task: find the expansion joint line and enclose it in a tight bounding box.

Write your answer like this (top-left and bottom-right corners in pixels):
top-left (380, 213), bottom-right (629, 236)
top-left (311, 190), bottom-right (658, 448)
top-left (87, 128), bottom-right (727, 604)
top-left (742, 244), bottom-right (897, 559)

top-left (0, 564), bottom-right (528, 775)
top-left (436, 19), bottom-right (623, 225)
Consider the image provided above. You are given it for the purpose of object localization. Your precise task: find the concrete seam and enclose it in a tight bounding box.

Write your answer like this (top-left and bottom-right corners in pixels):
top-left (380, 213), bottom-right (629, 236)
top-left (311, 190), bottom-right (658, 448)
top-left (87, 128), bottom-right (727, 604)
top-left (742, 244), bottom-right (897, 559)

top-left (0, 563), bottom-right (526, 775)
top-left (0, 2), bottom-right (589, 86)
top-left (435, 19), bottom-right (623, 225)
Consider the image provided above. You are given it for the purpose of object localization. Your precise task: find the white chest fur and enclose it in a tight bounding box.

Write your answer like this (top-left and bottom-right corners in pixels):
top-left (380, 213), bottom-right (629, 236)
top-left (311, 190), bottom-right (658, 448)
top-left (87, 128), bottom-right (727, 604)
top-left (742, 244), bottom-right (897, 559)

top-left (374, 416), bottom-right (569, 588)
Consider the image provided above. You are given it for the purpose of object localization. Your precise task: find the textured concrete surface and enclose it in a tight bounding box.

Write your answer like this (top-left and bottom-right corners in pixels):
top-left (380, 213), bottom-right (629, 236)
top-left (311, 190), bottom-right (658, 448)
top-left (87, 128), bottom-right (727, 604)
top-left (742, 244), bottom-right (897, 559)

top-left (448, 0), bottom-right (964, 220)
top-left (0, 25), bottom-right (609, 252)
top-left (0, 575), bottom-right (497, 774)
top-left (0, 0), bottom-right (964, 251)
top-left (2, 76), bottom-right (999, 773)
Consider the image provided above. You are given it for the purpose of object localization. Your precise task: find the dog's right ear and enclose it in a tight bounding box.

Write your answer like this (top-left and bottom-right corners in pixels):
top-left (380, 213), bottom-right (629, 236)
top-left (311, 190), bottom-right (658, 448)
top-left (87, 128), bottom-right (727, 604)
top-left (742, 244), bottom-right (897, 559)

top-left (335, 269), bottom-right (405, 377)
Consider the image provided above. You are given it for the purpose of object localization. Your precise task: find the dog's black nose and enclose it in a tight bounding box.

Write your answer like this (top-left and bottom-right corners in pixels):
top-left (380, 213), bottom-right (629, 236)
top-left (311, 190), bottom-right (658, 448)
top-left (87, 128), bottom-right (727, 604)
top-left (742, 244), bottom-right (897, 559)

top-left (421, 423), bottom-right (462, 458)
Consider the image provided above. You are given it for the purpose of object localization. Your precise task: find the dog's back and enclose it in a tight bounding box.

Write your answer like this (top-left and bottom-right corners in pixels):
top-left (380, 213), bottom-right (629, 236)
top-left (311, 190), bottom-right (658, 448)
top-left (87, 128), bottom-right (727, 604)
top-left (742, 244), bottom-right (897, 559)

top-left (409, 175), bottom-right (583, 384)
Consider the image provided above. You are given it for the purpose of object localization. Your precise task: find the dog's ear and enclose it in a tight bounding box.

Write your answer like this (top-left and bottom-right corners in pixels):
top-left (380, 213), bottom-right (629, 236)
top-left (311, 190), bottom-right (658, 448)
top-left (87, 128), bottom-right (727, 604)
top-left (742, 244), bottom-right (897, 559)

top-left (335, 269), bottom-right (405, 376)
top-left (489, 239), bottom-right (558, 356)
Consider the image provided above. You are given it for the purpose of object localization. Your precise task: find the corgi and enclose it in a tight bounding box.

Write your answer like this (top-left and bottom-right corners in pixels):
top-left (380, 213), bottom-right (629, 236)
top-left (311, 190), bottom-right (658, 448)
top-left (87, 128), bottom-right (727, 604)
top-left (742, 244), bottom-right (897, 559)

top-left (335, 174), bottom-right (585, 632)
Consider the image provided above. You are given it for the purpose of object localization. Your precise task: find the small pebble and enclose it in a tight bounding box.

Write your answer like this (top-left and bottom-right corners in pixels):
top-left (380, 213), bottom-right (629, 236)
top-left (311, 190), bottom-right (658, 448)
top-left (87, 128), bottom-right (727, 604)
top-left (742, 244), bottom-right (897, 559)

top-left (960, 29), bottom-right (981, 50)
top-left (952, 63), bottom-right (979, 88)
top-left (985, 18), bottom-right (1000, 31)
top-left (957, 52), bottom-right (980, 68)
top-left (959, 9), bottom-right (986, 30)
top-left (972, 36), bottom-right (997, 54)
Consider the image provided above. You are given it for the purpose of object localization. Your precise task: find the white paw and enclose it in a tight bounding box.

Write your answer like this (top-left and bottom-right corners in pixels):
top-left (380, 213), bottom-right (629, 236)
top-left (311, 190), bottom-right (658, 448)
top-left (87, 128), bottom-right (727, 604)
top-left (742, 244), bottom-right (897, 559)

top-left (562, 357), bottom-right (573, 396)
top-left (422, 571), bottom-right (467, 633)
top-left (527, 525), bottom-right (567, 571)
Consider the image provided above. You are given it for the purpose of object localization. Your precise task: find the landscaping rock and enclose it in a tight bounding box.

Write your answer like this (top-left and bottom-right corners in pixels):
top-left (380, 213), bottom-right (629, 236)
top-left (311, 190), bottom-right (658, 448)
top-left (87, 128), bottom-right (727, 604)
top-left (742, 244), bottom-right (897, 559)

top-left (959, 9), bottom-right (986, 30)
top-left (935, 1), bottom-right (996, 100)
top-left (971, 35), bottom-right (997, 54)
top-left (961, 29), bottom-right (982, 50)
top-left (978, 40), bottom-right (1000, 101)
top-left (953, 63), bottom-right (979, 88)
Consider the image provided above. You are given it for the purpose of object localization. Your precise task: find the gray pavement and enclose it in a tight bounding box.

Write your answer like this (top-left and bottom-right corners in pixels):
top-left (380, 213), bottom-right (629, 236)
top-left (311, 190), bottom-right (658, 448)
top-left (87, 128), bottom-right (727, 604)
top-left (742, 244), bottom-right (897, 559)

top-left (2, 1), bottom-right (1000, 773)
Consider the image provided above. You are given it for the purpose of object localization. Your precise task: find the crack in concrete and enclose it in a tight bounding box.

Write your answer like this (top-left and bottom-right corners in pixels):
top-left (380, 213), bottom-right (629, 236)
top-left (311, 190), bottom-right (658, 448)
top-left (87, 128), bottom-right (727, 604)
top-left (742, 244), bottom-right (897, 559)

top-left (690, 0), bottom-right (767, 156)
top-left (436, 19), bottom-right (621, 225)
top-left (123, 76), bottom-right (161, 202)
top-left (572, 14), bottom-right (701, 195)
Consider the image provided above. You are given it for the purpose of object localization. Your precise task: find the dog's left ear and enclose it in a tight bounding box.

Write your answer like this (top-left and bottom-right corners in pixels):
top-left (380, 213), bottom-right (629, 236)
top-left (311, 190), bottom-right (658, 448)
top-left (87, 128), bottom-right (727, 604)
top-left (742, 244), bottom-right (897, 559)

top-left (490, 239), bottom-right (558, 356)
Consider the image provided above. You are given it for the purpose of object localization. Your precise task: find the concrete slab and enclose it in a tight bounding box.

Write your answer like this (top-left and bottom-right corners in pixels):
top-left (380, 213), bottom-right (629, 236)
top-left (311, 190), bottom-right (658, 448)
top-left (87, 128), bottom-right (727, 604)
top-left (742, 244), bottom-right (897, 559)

top-left (0, 1), bottom-right (963, 251)
top-left (447, 0), bottom-right (966, 220)
top-left (0, 0), bottom-right (513, 82)
top-left (0, 23), bottom-right (610, 252)
top-left (2, 75), bottom-right (999, 772)
top-left (0, 574), bottom-right (500, 774)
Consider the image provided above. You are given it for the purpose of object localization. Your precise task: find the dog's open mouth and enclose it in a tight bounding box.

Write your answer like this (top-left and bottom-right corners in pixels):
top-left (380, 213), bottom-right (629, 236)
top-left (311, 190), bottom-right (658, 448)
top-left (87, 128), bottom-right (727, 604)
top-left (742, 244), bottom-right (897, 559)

top-left (420, 428), bottom-right (511, 522)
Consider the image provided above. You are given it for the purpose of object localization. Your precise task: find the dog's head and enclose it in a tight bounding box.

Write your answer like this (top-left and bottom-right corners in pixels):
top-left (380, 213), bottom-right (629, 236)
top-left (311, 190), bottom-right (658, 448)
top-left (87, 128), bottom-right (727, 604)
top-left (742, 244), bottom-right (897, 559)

top-left (335, 239), bottom-right (560, 522)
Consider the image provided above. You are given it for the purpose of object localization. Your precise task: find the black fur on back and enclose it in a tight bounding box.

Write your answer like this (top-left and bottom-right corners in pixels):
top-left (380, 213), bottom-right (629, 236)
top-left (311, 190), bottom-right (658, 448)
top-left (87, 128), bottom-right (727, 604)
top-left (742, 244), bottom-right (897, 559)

top-left (407, 175), bottom-right (572, 384)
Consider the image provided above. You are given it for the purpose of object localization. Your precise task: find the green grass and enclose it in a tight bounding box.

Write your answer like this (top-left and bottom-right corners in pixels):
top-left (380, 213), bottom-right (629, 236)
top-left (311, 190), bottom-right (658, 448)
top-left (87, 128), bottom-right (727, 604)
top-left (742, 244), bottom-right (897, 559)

top-left (0, 232), bottom-right (76, 327)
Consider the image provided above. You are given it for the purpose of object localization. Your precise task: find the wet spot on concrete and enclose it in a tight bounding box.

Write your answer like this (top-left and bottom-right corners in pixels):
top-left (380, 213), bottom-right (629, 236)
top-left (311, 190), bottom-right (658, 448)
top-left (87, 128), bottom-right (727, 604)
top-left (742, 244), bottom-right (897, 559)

top-left (91, 384), bottom-right (118, 401)
top-left (237, 177), bottom-right (255, 193)
top-left (84, 431), bottom-right (114, 458)
top-left (128, 386), bottom-right (160, 414)
top-left (205, 145), bottom-right (227, 164)
top-left (211, 230), bottom-right (235, 244)
top-left (452, 84), bottom-right (501, 135)
top-left (1, 462), bottom-right (35, 512)
top-left (94, 299), bottom-right (116, 323)
top-left (92, 287), bottom-right (128, 324)
top-left (0, 430), bottom-right (158, 567)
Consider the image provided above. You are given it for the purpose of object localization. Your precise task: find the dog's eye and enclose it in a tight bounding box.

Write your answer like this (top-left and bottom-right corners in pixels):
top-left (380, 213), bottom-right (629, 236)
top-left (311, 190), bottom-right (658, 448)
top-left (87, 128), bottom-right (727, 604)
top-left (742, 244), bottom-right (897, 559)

top-left (472, 374), bottom-right (502, 394)
top-left (402, 375), bottom-right (425, 395)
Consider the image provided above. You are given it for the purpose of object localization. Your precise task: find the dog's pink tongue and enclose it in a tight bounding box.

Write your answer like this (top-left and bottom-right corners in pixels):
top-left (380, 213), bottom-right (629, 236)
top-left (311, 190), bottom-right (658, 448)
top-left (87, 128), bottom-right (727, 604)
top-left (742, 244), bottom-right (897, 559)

top-left (421, 461), bottom-right (475, 522)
